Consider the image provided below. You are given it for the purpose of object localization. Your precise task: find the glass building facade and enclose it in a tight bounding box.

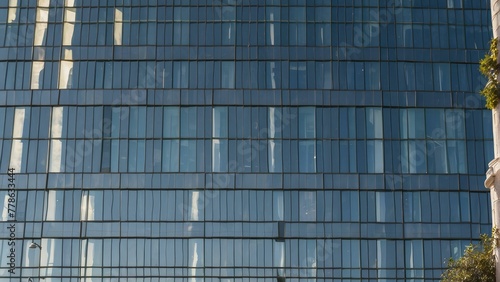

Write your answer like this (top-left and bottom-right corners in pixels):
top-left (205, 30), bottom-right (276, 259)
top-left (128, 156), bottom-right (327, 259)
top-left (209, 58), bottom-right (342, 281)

top-left (0, 0), bottom-right (495, 281)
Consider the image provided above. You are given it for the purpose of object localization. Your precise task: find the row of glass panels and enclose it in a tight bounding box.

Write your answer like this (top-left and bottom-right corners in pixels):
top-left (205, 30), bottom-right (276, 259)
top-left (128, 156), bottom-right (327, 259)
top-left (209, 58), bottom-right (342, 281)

top-left (0, 238), bottom-right (470, 277)
top-left (1, 106), bottom-right (489, 140)
top-left (0, 4), bottom-right (489, 24)
top-left (3, 189), bottom-right (487, 223)
top-left (0, 3), bottom-right (489, 21)
top-left (1, 60), bottom-right (481, 92)
top-left (3, 138), bottom-right (481, 173)
top-left (0, 22), bottom-right (489, 55)
top-left (0, 106), bottom-right (490, 173)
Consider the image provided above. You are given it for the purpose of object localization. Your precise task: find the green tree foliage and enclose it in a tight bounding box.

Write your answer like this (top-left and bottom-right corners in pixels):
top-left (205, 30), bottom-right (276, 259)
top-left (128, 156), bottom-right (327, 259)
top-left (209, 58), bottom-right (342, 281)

top-left (441, 233), bottom-right (495, 282)
top-left (479, 38), bottom-right (500, 109)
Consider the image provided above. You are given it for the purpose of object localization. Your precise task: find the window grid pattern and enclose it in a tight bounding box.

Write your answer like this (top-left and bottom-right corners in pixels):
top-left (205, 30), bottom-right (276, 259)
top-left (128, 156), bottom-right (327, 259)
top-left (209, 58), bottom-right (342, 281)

top-left (0, 238), bottom-right (476, 280)
top-left (0, 106), bottom-right (491, 175)
top-left (0, 1), bottom-right (494, 281)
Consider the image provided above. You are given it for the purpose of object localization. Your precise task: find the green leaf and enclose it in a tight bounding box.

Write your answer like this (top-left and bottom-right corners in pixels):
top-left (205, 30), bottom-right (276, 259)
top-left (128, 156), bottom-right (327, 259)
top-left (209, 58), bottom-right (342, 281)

top-left (441, 233), bottom-right (495, 282)
top-left (479, 38), bottom-right (500, 109)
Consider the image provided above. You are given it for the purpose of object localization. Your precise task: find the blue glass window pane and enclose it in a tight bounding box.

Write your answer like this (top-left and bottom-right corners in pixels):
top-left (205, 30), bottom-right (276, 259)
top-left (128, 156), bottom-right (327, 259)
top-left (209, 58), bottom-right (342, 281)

top-left (181, 107), bottom-right (197, 138)
top-left (156, 61), bottom-right (172, 88)
top-left (118, 140), bottom-right (128, 172)
top-left (111, 140), bottom-right (119, 172)
top-left (213, 107), bottom-right (228, 138)
top-left (427, 140), bottom-right (448, 173)
top-left (367, 140), bottom-right (384, 173)
top-left (447, 140), bottom-right (467, 173)
top-left (129, 107), bottom-right (139, 138)
top-left (433, 63), bottom-right (451, 91)
top-left (482, 110), bottom-right (493, 139)
top-left (376, 193), bottom-right (395, 222)
top-left (37, 140), bottom-right (48, 173)
top-left (377, 240), bottom-right (396, 268)
top-left (111, 107), bottom-right (121, 138)
top-left (299, 192), bottom-right (316, 221)
top-left (406, 140), bottom-right (427, 173)
top-left (404, 192), bottom-right (419, 222)
top-left (268, 107), bottom-right (282, 138)
top-left (450, 192), bottom-right (460, 222)
top-left (86, 191), bottom-right (103, 221)
top-left (162, 140), bottom-right (179, 172)
top-left (456, 63), bottom-right (470, 91)
top-left (136, 140), bottom-right (145, 172)
top-left (299, 140), bottom-right (316, 173)
top-left (266, 21), bottom-right (280, 45)
top-left (460, 192), bottom-right (470, 221)
top-left (405, 240), bottom-right (423, 268)
top-left (299, 107), bottom-right (315, 139)
top-left (407, 109), bottom-right (425, 139)
top-left (163, 107), bottom-right (180, 138)
top-left (445, 109), bottom-right (465, 139)
top-left (268, 140), bottom-right (282, 173)
top-left (338, 141), bottom-right (348, 173)
top-left (289, 23), bottom-right (306, 46)
top-left (415, 63), bottom-right (433, 91)
top-left (221, 22), bottom-right (235, 45)
top-left (221, 62), bottom-right (235, 89)
top-left (10, 139), bottom-right (28, 173)
top-left (365, 62), bottom-right (380, 90)
top-left (180, 140), bottom-right (196, 172)
top-left (403, 62), bottom-right (416, 90)
top-left (366, 108), bottom-right (383, 139)
top-left (425, 109), bottom-right (445, 138)
top-left (316, 62), bottom-right (332, 89)
top-left (173, 23), bottom-right (189, 45)
top-left (173, 61), bottom-right (188, 88)
top-left (148, 107), bottom-right (160, 139)
top-left (290, 62), bottom-right (307, 89)
top-left (212, 139), bottom-right (228, 172)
